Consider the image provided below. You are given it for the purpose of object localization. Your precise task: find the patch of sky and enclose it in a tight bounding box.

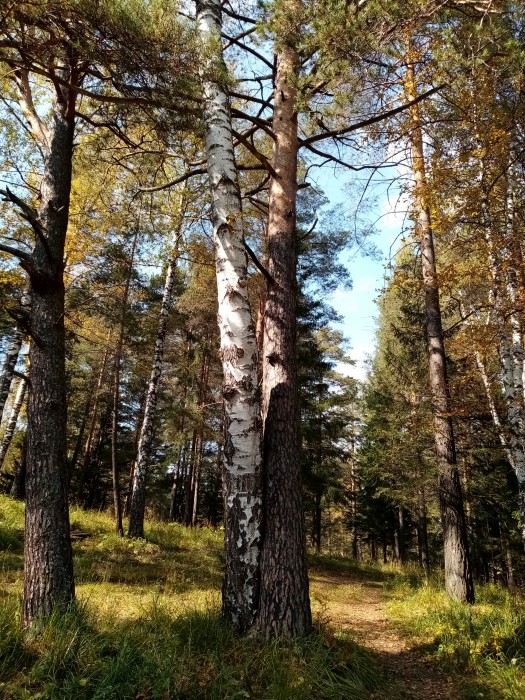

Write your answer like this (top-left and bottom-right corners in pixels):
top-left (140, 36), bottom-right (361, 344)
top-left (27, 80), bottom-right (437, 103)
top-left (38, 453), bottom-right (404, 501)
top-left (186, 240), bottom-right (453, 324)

top-left (313, 165), bottom-right (410, 382)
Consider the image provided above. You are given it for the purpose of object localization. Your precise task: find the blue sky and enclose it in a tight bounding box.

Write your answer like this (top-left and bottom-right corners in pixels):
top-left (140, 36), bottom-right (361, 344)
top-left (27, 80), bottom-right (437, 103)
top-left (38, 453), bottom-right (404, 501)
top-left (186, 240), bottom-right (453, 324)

top-left (314, 168), bottom-right (407, 382)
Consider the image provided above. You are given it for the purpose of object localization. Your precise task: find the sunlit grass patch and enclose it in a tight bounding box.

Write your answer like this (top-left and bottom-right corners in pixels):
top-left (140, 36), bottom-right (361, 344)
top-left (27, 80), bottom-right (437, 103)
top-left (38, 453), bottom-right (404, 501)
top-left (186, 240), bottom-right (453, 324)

top-left (387, 576), bottom-right (525, 700)
top-left (0, 593), bottom-right (390, 699)
top-left (0, 494), bottom-right (391, 699)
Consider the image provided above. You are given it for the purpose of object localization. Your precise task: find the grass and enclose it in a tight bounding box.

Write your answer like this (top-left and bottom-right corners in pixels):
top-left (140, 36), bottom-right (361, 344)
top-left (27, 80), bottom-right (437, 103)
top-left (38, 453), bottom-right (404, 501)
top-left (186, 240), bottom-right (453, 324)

top-left (385, 567), bottom-right (525, 699)
top-left (0, 495), bottom-right (390, 699)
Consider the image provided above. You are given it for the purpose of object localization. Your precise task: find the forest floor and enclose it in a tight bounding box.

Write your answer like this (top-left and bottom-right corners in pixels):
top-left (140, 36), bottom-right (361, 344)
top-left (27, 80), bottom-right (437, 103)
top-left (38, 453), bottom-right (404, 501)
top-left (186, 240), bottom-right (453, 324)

top-left (1, 496), bottom-right (524, 699)
top-left (311, 567), bottom-right (461, 699)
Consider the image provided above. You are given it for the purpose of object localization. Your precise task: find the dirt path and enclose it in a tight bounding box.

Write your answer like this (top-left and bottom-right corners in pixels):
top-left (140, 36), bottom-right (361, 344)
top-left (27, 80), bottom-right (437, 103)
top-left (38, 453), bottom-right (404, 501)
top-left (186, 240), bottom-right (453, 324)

top-left (312, 574), bottom-right (461, 700)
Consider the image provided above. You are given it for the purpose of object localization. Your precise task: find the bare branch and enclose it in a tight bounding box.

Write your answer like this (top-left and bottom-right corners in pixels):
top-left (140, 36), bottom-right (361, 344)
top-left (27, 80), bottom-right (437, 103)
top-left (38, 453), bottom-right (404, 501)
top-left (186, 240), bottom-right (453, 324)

top-left (137, 169), bottom-right (207, 193)
top-left (302, 85), bottom-right (444, 146)
top-left (231, 107), bottom-right (275, 139)
top-left (0, 242), bottom-right (32, 263)
top-left (244, 241), bottom-right (276, 286)
top-left (232, 130), bottom-right (277, 177)
top-left (11, 67), bottom-right (50, 151)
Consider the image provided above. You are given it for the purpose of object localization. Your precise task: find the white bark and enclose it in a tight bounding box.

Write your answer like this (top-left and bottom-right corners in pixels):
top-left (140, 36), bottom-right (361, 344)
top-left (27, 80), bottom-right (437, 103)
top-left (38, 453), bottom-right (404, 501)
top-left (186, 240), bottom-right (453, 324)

top-left (479, 152), bottom-right (525, 546)
top-left (128, 241), bottom-right (180, 538)
top-left (197, 0), bottom-right (263, 632)
top-left (0, 377), bottom-right (26, 471)
top-left (0, 329), bottom-right (24, 423)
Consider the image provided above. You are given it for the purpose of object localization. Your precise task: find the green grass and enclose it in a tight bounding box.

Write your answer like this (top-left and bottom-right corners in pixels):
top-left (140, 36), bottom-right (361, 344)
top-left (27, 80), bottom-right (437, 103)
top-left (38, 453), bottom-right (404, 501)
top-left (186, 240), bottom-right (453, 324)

top-left (0, 495), bottom-right (390, 699)
top-left (386, 569), bottom-right (525, 699)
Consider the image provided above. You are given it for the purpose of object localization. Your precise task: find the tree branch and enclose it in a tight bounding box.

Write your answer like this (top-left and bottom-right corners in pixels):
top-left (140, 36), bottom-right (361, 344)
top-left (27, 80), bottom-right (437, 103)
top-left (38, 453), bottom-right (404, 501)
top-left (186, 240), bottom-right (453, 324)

top-left (11, 67), bottom-right (50, 151)
top-left (0, 242), bottom-right (32, 264)
top-left (137, 169), bottom-right (207, 193)
top-left (244, 241), bottom-right (276, 286)
top-left (232, 130), bottom-right (277, 177)
top-left (301, 85), bottom-right (444, 146)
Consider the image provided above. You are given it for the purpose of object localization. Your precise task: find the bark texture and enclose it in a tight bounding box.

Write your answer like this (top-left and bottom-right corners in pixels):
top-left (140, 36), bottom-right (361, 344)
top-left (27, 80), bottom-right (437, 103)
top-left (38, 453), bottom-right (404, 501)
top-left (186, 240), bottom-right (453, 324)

top-left (257, 23), bottom-right (312, 638)
top-left (21, 81), bottom-right (76, 625)
top-left (197, 0), bottom-right (263, 632)
top-left (128, 247), bottom-right (179, 538)
top-left (406, 57), bottom-right (474, 603)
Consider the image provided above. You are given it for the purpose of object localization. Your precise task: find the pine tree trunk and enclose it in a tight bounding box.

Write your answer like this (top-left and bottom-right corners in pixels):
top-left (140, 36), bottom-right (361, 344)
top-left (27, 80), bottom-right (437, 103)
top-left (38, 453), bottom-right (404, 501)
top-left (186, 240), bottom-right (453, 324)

top-left (22, 85), bottom-right (76, 626)
top-left (0, 378), bottom-right (26, 471)
top-left (197, 0), bottom-right (263, 632)
top-left (128, 247), bottom-right (179, 537)
top-left (406, 55), bottom-right (474, 603)
top-left (257, 11), bottom-right (312, 638)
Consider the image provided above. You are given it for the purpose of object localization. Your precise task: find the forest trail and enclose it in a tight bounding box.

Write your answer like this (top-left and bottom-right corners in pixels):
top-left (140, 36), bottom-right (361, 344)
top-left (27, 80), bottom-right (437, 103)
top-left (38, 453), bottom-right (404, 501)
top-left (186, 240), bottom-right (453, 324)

top-left (312, 572), bottom-right (462, 700)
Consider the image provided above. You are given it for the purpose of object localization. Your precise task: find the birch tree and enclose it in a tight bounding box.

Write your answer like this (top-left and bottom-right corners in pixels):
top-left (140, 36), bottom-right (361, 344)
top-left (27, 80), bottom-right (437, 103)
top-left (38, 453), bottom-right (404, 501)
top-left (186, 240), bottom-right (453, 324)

top-left (196, 0), bottom-right (263, 632)
top-left (128, 221), bottom-right (184, 538)
top-left (0, 377), bottom-right (27, 471)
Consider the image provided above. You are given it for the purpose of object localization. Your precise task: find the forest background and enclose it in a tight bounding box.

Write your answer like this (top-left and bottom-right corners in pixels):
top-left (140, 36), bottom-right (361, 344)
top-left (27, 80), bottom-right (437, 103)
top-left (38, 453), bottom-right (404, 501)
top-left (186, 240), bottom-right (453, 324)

top-left (1, 0), bottom-right (525, 697)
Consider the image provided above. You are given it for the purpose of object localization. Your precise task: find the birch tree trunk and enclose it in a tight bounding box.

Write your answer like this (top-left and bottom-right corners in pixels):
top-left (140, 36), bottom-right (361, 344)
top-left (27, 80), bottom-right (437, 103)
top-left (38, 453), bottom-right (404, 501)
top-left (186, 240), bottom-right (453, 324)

top-left (0, 328), bottom-right (24, 424)
top-left (197, 0), bottom-right (263, 632)
top-left (406, 55), bottom-right (474, 603)
top-left (256, 5), bottom-right (312, 637)
top-left (128, 244), bottom-right (180, 538)
top-left (478, 145), bottom-right (525, 547)
top-left (111, 229), bottom-right (140, 537)
top-left (0, 377), bottom-right (26, 471)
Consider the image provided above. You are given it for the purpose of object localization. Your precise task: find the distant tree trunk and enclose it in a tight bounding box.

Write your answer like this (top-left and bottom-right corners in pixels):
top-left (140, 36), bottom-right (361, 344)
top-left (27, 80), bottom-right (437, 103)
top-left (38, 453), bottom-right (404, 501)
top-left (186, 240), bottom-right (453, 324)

top-left (0, 285), bottom-right (28, 423)
top-left (111, 228), bottom-right (140, 537)
top-left (83, 404), bottom-right (112, 510)
top-left (406, 53), bottom-right (474, 603)
top-left (124, 393), bottom-right (146, 516)
top-left (169, 441), bottom-right (186, 522)
top-left (10, 434), bottom-right (26, 500)
top-left (192, 430), bottom-right (203, 526)
top-left (128, 240), bottom-right (180, 538)
top-left (183, 431), bottom-right (197, 526)
top-left (68, 385), bottom-right (94, 482)
top-left (500, 520), bottom-right (514, 589)
top-left (417, 484), bottom-right (430, 576)
top-left (479, 145), bottom-right (525, 549)
top-left (350, 443), bottom-right (359, 559)
top-left (76, 345), bottom-right (109, 501)
top-left (0, 378), bottom-right (26, 471)
top-left (312, 488), bottom-right (322, 554)
top-left (197, 0), bottom-right (263, 633)
top-left (257, 6), bottom-right (312, 638)
top-left (370, 535), bottom-right (377, 561)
